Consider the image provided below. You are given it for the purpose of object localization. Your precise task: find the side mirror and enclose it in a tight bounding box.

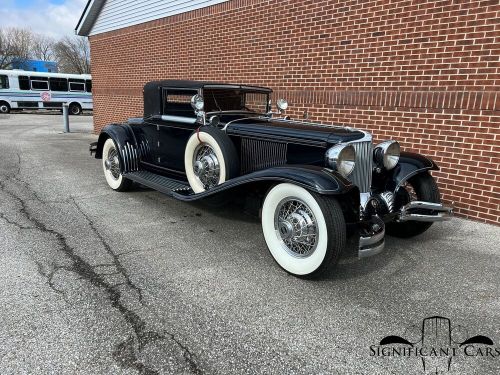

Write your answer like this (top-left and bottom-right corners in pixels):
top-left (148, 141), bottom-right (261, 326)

top-left (276, 98), bottom-right (288, 113)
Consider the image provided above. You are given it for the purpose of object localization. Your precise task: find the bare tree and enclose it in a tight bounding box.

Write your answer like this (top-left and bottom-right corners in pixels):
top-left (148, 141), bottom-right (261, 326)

top-left (0, 27), bottom-right (34, 69)
top-left (53, 36), bottom-right (91, 74)
top-left (0, 28), bottom-right (90, 74)
top-left (32, 34), bottom-right (55, 62)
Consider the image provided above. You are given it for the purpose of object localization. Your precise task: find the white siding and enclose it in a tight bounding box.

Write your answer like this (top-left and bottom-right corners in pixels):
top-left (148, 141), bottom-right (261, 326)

top-left (89, 0), bottom-right (228, 36)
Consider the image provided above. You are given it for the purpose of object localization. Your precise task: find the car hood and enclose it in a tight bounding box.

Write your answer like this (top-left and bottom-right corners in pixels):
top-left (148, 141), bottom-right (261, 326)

top-left (225, 117), bottom-right (366, 146)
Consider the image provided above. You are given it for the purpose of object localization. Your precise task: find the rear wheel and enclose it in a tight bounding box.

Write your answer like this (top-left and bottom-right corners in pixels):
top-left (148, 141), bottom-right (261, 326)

top-left (102, 138), bottom-right (132, 191)
top-left (69, 103), bottom-right (82, 115)
top-left (386, 172), bottom-right (440, 238)
top-left (261, 183), bottom-right (346, 277)
top-left (0, 101), bottom-right (10, 114)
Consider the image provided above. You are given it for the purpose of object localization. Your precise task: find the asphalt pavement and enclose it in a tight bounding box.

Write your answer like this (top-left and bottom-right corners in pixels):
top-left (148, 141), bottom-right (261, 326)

top-left (0, 112), bottom-right (499, 374)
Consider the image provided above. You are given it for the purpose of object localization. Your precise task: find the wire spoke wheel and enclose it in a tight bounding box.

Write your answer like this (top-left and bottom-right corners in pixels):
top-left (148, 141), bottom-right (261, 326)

top-left (274, 197), bottom-right (319, 258)
top-left (105, 147), bottom-right (121, 180)
top-left (192, 143), bottom-right (220, 189)
top-left (102, 138), bottom-right (132, 191)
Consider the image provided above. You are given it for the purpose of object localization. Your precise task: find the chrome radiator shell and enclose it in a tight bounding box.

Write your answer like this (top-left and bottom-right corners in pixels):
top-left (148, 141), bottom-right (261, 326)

top-left (348, 132), bottom-right (373, 193)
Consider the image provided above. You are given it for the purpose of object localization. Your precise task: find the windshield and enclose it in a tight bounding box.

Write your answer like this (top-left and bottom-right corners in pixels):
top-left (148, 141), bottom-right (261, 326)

top-left (203, 88), bottom-right (269, 114)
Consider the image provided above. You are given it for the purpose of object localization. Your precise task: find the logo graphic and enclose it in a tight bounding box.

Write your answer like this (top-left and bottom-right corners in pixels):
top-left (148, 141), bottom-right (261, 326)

top-left (370, 316), bottom-right (499, 374)
top-left (40, 91), bottom-right (51, 102)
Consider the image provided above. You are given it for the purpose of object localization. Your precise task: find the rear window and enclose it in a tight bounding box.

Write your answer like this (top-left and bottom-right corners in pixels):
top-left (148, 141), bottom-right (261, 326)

top-left (0, 75), bottom-right (9, 89)
top-left (162, 89), bottom-right (197, 116)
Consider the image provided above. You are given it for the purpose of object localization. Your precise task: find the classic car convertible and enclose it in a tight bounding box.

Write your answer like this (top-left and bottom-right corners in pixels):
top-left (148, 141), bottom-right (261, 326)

top-left (90, 80), bottom-right (452, 277)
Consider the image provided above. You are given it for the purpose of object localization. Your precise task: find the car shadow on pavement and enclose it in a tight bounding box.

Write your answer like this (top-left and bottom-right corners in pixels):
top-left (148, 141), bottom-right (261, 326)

top-left (123, 182), bottom-right (440, 281)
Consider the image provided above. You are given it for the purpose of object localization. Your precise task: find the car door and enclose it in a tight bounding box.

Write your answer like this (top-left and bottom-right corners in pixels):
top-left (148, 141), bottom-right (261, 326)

top-left (156, 88), bottom-right (199, 171)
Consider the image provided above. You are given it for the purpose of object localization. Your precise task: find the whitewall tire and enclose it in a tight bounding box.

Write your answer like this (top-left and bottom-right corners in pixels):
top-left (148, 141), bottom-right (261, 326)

top-left (184, 127), bottom-right (239, 193)
top-left (262, 183), bottom-right (346, 277)
top-left (102, 138), bottom-right (132, 191)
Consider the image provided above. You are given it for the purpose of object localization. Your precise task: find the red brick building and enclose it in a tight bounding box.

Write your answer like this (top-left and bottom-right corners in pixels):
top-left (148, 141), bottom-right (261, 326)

top-left (77, 0), bottom-right (499, 225)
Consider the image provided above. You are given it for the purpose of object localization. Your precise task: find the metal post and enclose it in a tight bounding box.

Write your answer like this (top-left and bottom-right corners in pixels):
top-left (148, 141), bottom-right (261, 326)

top-left (62, 103), bottom-right (70, 133)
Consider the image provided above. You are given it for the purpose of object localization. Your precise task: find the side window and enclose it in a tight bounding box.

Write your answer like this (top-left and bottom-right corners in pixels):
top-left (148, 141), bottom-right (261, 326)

top-left (162, 88), bottom-right (197, 117)
top-left (19, 76), bottom-right (30, 90)
top-left (85, 80), bottom-right (92, 93)
top-left (0, 75), bottom-right (9, 89)
top-left (49, 78), bottom-right (68, 92)
top-left (31, 77), bottom-right (49, 91)
top-left (69, 80), bottom-right (85, 92)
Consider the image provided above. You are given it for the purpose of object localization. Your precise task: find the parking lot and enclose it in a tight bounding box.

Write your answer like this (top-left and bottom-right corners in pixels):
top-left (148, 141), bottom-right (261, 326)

top-left (0, 113), bottom-right (499, 374)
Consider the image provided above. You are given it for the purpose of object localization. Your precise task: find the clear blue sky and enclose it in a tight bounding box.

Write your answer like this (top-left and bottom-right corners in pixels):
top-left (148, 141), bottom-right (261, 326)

top-left (2, 0), bottom-right (87, 38)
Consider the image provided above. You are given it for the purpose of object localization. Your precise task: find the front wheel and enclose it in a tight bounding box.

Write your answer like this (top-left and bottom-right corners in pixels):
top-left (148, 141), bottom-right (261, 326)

top-left (386, 172), bottom-right (441, 238)
top-left (261, 183), bottom-right (346, 277)
top-left (102, 138), bottom-right (132, 191)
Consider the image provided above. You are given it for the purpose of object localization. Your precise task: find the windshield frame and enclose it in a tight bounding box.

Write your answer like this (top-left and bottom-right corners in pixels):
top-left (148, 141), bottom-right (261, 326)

top-left (201, 85), bottom-right (271, 116)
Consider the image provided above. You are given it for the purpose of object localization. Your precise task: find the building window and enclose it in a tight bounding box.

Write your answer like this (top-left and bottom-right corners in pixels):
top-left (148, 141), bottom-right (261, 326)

top-left (0, 75), bottom-right (9, 89)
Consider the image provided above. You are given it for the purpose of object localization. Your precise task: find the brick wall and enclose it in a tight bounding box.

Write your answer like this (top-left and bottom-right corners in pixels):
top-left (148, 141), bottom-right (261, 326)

top-left (89, 0), bottom-right (500, 225)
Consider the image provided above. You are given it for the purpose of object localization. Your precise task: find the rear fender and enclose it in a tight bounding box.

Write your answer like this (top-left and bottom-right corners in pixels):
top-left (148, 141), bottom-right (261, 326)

top-left (95, 124), bottom-right (140, 173)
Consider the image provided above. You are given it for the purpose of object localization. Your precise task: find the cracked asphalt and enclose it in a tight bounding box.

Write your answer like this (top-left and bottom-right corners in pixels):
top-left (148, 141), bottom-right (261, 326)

top-left (0, 113), bottom-right (499, 375)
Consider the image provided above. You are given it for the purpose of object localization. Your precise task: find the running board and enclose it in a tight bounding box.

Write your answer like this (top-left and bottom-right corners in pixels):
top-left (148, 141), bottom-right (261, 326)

top-left (125, 171), bottom-right (193, 196)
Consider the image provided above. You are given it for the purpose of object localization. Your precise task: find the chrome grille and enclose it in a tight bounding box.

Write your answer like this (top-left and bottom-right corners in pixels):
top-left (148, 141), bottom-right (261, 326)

top-left (241, 138), bottom-right (287, 174)
top-left (349, 137), bottom-right (373, 193)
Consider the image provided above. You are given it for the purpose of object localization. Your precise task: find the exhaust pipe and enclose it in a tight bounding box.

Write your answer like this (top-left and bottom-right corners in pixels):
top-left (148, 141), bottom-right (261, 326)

top-left (398, 201), bottom-right (453, 222)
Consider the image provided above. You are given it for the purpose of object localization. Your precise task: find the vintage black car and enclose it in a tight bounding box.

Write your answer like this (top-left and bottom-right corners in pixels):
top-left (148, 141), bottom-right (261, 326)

top-left (90, 80), bottom-right (452, 277)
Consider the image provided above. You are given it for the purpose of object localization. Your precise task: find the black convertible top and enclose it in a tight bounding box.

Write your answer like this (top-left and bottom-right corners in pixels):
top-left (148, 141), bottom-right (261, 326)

top-left (143, 80), bottom-right (272, 118)
top-left (144, 80), bottom-right (272, 92)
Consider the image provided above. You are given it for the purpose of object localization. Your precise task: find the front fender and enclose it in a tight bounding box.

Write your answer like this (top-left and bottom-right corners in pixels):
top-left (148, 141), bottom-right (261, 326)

top-left (386, 151), bottom-right (439, 192)
top-left (174, 164), bottom-right (358, 201)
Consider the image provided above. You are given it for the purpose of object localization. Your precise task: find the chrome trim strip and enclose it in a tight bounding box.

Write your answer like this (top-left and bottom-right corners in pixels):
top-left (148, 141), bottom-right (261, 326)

top-left (160, 115), bottom-right (197, 124)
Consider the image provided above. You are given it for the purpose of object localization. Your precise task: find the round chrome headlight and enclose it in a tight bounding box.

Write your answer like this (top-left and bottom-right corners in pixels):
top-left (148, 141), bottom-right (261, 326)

top-left (374, 140), bottom-right (400, 170)
top-left (190, 94), bottom-right (204, 111)
top-left (325, 144), bottom-right (356, 177)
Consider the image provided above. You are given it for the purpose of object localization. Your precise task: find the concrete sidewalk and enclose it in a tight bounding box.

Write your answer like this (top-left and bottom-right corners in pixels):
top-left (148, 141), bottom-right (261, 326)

top-left (0, 113), bottom-right (499, 374)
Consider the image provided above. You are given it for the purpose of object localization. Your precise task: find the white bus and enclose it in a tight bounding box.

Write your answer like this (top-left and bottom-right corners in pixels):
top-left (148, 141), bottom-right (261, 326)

top-left (0, 69), bottom-right (92, 115)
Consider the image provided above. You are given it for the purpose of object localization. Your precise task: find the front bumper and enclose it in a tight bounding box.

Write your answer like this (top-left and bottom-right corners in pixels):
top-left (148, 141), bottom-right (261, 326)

top-left (357, 200), bottom-right (453, 258)
top-left (397, 201), bottom-right (453, 222)
top-left (358, 215), bottom-right (385, 258)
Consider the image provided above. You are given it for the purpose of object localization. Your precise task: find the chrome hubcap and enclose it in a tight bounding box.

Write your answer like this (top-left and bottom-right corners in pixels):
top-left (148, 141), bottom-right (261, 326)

top-left (105, 148), bottom-right (120, 180)
top-left (0, 105), bottom-right (8, 113)
top-left (193, 144), bottom-right (220, 189)
top-left (274, 198), bottom-right (318, 258)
